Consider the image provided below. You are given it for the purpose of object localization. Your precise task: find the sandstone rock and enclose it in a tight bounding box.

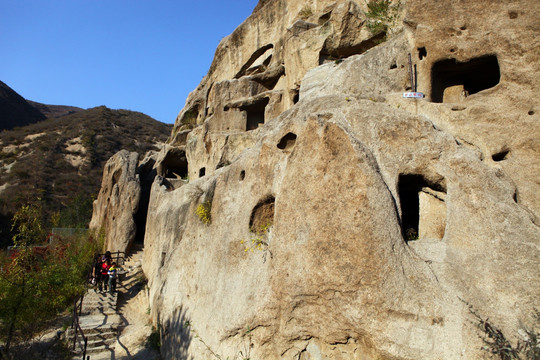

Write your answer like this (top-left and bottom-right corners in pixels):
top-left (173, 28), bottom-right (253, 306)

top-left (92, 0), bottom-right (540, 358)
top-left (90, 150), bottom-right (141, 253)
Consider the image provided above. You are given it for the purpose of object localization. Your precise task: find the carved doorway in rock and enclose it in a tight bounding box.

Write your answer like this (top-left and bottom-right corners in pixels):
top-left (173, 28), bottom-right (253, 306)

top-left (398, 174), bottom-right (447, 242)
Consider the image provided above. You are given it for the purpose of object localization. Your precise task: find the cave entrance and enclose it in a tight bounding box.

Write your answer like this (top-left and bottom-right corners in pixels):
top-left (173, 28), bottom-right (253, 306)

top-left (398, 174), bottom-right (446, 242)
top-left (132, 158), bottom-right (157, 251)
top-left (243, 98), bottom-right (269, 131)
top-left (161, 148), bottom-right (188, 179)
top-left (277, 132), bottom-right (297, 151)
top-left (250, 195), bottom-right (275, 233)
top-left (431, 55), bottom-right (500, 103)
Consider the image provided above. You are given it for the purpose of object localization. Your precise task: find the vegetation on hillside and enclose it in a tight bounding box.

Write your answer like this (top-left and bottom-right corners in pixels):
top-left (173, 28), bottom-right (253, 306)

top-left (0, 106), bottom-right (172, 247)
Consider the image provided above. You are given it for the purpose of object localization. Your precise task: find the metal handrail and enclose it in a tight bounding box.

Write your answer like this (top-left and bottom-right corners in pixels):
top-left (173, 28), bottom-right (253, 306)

top-left (72, 296), bottom-right (87, 360)
top-left (97, 251), bottom-right (126, 266)
top-left (70, 250), bottom-right (126, 359)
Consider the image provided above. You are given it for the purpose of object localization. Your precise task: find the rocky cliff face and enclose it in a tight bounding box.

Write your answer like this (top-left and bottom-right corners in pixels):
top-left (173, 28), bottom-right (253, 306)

top-left (91, 0), bottom-right (540, 358)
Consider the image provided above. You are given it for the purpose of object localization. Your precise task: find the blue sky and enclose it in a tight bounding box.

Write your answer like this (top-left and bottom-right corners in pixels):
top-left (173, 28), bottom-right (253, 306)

top-left (0, 0), bottom-right (258, 124)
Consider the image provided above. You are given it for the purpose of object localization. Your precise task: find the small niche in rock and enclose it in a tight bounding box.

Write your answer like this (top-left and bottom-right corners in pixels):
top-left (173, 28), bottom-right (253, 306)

top-left (291, 88), bottom-right (300, 104)
top-left (161, 252), bottom-right (166, 267)
top-left (418, 47), bottom-right (427, 60)
top-left (111, 169), bottom-right (122, 187)
top-left (277, 132), bottom-right (297, 151)
top-left (528, 110), bottom-right (535, 116)
top-left (242, 98), bottom-right (269, 131)
top-left (389, 62), bottom-right (397, 69)
top-left (318, 11), bottom-right (331, 25)
top-left (180, 105), bottom-right (200, 126)
top-left (318, 31), bottom-right (386, 65)
top-left (250, 195), bottom-right (275, 233)
top-left (508, 11), bottom-right (518, 19)
top-left (492, 149), bottom-right (509, 162)
top-left (199, 167), bottom-right (206, 177)
top-left (431, 55), bottom-right (500, 103)
top-left (235, 44), bottom-right (274, 79)
top-left (398, 174), bottom-right (447, 242)
top-left (240, 170), bottom-right (246, 181)
top-left (160, 148), bottom-right (188, 179)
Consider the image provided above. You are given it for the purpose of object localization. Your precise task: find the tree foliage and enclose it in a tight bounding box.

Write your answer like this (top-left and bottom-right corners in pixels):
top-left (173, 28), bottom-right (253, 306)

top-left (0, 203), bottom-right (99, 357)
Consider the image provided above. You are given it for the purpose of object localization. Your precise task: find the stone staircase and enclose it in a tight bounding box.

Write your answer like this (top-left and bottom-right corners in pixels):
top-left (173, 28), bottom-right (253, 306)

top-left (68, 245), bottom-right (145, 360)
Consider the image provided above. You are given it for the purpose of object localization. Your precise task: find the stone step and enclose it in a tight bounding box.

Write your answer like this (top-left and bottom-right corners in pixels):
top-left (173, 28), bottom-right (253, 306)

top-left (67, 324), bottom-right (123, 337)
top-left (86, 336), bottom-right (117, 349)
top-left (67, 327), bottom-right (118, 339)
top-left (86, 343), bottom-right (115, 354)
top-left (81, 308), bottom-right (117, 316)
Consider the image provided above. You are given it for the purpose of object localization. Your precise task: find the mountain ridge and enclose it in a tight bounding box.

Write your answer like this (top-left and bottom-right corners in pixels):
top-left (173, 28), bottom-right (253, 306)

top-left (0, 83), bottom-right (172, 246)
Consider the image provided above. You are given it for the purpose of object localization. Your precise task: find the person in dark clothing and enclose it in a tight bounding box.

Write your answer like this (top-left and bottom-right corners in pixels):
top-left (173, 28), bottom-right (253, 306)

top-left (92, 255), bottom-right (103, 292)
top-left (99, 259), bottom-right (111, 292)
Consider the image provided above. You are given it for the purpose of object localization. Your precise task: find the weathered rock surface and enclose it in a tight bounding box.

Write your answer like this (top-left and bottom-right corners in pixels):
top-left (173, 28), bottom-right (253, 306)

top-left (93, 0), bottom-right (540, 358)
top-left (90, 150), bottom-right (142, 253)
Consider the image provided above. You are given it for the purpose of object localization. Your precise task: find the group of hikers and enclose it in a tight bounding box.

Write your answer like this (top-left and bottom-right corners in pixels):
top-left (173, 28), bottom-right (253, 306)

top-left (91, 251), bottom-right (119, 294)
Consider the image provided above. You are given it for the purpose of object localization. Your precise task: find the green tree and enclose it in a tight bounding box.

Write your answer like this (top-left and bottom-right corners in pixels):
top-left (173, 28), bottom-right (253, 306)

top-left (0, 203), bottom-right (98, 357)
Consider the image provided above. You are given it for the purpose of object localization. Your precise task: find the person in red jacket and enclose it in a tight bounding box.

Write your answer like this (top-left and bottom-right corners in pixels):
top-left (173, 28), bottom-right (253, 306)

top-left (98, 258), bottom-right (111, 292)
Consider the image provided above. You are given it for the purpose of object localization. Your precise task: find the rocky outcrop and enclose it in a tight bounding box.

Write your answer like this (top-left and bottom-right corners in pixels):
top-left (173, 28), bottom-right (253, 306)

top-left (90, 150), bottom-right (142, 253)
top-left (92, 0), bottom-right (540, 358)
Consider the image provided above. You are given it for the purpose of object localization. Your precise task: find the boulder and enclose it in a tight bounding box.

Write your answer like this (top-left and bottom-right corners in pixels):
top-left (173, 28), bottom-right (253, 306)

top-left (90, 150), bottom-right (141, 253)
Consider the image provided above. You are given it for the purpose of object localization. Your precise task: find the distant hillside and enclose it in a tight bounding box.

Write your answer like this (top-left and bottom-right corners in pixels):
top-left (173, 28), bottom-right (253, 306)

top-left (0, 105), bottom-right (172, 246)
top-left (0, 80), bottom-right (46, 130)
top-left (27, 100), bottom-right (84, 119)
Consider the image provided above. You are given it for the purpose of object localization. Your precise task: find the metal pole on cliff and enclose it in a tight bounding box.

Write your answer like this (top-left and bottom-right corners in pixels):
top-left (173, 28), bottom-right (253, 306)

top-left (408, 53), bottom-right (414, 91)
top-left (414, 64), bottom-right (418, 92)
top-left (403, 53), bottom-right (424, 99)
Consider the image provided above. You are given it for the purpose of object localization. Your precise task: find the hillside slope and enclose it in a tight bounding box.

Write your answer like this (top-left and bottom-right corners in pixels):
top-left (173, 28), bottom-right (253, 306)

top-left (0, 80), bottom-right (46, 130)
top-left (0, 106), bottom-right (171, 245)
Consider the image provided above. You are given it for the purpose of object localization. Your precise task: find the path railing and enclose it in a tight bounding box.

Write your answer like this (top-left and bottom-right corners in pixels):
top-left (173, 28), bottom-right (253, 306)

top-left (70, 250), bottom-right (125, 358)
top-left (71, 295), bottom-right (87, 360)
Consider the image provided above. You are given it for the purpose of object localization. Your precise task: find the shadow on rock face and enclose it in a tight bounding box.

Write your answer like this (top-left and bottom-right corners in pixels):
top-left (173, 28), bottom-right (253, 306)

top-left (161, 305), bottom-right (194, 360)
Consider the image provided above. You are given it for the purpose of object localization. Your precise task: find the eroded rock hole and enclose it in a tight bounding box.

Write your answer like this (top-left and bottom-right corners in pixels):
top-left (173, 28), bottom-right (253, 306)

top-left (528, 110), bottom-right (534, 116)
top-left (242, 98), bottom-right (269, 131)
top-left (180, 105), bottom-right (200, 126)
top-left (235, 44), bottom-right (274, 78)
top-left (492, 149), bottom-right (509, 162)
top-left (291, 88), bottom-right (300, 104)
top-left (161, 252), bottom-right (166, 267)
top-left (111, 169), bottom-right (122, 187)
top-left (431, 55), bottom-right (500, 103)
top-left (199, 167), bottom-right (206, 177)
top-left (418, 47), bottom-right (427, 60)
top-left (318, 11), bottom-right (331, 24)
top-left (277, 132), bottom-right (297, 151)
top-left (398, 174), bottom-right (447, 242)
top-left (133, 158), bottom-right (157, 247)
top-left (318, 31), bottom-right (386, 65)
top-left (240, 170), bottom-right (246, 181)
top-left (250, 196), bottom-right (275, 233)
top-left (161, 149), bottom-right (188, 179)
